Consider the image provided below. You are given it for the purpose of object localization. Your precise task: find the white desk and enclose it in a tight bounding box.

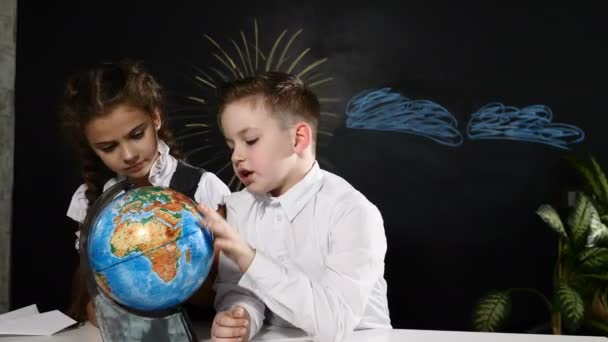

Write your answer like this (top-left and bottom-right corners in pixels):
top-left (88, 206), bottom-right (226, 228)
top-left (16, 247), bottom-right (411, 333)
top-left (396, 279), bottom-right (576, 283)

top-left (0, 322), bottom-right (606, 342)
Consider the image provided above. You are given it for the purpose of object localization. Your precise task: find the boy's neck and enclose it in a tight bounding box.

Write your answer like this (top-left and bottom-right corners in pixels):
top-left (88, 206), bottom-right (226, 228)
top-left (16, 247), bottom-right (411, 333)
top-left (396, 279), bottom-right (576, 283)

top-left (270, 156), bottom-right (315, 197)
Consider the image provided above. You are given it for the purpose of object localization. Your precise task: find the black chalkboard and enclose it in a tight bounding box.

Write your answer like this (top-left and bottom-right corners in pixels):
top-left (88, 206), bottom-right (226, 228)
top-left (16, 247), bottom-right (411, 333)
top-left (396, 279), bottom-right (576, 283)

top-left (12, 1), bottom-right (608, 333)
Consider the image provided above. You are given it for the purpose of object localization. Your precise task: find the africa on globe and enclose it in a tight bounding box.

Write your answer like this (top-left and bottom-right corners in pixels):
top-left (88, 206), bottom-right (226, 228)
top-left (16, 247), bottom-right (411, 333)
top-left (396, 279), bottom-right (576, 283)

top-left (87, 186), bottom-right (214, 312)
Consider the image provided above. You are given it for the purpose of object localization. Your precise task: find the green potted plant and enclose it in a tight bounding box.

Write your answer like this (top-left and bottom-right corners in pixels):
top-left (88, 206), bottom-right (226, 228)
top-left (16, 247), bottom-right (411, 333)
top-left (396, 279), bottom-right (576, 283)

top-left (472, 155), bottom-right (608, 335)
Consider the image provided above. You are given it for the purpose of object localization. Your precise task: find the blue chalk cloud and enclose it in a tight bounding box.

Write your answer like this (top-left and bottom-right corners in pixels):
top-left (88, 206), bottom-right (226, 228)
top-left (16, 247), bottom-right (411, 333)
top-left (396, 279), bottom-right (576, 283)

top-left (345, 88), bottom-right (463, 147)
top-left (466, 103), bottom-right (585, 150)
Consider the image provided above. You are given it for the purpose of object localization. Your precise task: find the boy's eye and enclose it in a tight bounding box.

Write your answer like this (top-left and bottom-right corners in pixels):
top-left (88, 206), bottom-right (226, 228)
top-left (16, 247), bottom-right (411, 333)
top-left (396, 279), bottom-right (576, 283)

top-left (246, 138), bottom-right (258, 146)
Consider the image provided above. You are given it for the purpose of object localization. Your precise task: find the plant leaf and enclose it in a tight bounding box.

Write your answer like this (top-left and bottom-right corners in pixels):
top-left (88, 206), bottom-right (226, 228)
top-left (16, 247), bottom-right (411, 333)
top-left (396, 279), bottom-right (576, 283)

top-left (581, 273), bottom-right (608, 281)
top-left (565, 155), bottom-right (602, 200)
top-left (472, 291), bottom-right (511, 332)
top-left (578, 248), bottom-right (608, 271)
top-left (590, 156), bottom-right (608, 207)
top-left (568, 193), bottom-right (593, 248)
top-left (536, 204), bottom-right (568, 239)
top-left (586, 318), bottom-right (608, 334)
top-left (557, 282), bottom-right (585, 331)
top-left (587, 207), bottom-right (608, 246)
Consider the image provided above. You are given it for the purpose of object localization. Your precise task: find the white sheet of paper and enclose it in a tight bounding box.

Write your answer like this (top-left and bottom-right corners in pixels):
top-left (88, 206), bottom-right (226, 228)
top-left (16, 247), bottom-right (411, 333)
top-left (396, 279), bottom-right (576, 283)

top-left (0, 304), bottom-right (39, 321)
top-left (0, 305), bottom-right (77, 336)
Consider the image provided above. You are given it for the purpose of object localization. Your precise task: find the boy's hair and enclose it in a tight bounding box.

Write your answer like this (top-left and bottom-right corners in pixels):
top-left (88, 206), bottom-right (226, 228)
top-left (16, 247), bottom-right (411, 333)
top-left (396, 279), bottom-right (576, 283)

top-left (218, 72), bottom-right (321, 145)
top-left (61, 59), bottom-right (181, 205)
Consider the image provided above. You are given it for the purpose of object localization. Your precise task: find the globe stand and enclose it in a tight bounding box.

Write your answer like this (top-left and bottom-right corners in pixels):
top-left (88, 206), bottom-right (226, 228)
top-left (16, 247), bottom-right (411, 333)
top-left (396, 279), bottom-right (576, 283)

top-left (79, 180), bottom-right (199, 342)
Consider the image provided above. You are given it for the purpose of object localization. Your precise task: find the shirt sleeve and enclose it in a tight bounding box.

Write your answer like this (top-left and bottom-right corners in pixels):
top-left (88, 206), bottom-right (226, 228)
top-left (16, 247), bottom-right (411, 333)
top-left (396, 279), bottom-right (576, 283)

top-left (66, 184), bottom-right (89, 251)
top-left (238, 197), bottom-right (388, 342)
top-left (213, 197), bottom-right (266, 340)
top-left (194, 172), bottom-right (231, 210)
top-left (66, 183), bottom-right (89, 223)
top-left (213, 253), bottom-right (266, 340)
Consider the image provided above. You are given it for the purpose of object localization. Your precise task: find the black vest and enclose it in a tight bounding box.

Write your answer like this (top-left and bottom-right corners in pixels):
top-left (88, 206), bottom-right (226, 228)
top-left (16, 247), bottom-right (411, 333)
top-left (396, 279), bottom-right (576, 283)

top-left (168, 160), bottom-right (205, 200)
top-left (169, 160), bottom-right (216, 321)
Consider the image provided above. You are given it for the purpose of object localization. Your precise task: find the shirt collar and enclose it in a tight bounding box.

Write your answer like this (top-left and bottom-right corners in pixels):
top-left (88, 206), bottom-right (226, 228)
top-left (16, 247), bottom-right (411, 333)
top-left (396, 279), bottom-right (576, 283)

top-left (272, 161), bottom-right (323, 222)
top-left (148, 139), bottom-right (174, 186)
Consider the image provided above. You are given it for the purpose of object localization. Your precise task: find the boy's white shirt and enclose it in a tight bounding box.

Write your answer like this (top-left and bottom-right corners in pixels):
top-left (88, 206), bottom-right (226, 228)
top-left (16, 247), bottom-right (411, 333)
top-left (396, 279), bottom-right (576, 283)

top-left (215, 161), bottom-right (391, 342)
top-left (66, 140), bottom-right (230, 248)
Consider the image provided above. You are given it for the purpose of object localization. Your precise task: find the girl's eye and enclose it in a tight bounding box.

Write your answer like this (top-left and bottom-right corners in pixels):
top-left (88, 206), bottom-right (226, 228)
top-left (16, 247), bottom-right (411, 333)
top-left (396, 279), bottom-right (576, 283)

top-left (246, 138), bottom-right (259, 146)
top-left (131, 130), bottom-right (144, 139)
top-left (100, 144), bottom-right (116, 152)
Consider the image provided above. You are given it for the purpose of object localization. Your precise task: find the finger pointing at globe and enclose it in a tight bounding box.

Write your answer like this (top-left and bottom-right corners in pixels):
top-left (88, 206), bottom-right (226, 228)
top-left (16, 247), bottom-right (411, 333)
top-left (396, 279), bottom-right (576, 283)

top-left (198, 203), bottom-right (255, 273)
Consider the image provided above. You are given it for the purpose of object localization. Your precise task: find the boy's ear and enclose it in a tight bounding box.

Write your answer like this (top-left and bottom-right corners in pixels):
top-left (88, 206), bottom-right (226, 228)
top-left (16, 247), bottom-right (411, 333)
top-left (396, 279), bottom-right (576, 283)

top-left (153, 110), bottom-right (162, 131)
top-left (293, 122), bottom-right (312, 154)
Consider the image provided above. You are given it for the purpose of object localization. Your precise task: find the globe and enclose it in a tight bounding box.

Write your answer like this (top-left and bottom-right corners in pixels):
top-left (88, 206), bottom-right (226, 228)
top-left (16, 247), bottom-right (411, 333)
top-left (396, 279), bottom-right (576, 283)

top-left (87, 186), bottom-right (214, 312)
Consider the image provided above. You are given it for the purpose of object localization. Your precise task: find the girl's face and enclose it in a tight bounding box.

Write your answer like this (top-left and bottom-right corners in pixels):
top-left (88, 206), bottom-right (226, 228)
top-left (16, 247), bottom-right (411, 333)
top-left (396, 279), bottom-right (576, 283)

top-left (84, 104), bottom-right (161, 186)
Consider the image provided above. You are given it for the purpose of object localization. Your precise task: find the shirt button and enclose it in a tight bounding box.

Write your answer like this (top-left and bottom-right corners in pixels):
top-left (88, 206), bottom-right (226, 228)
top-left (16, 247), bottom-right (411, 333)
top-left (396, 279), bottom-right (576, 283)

top-left (276, 215), bottom-right (282, 222)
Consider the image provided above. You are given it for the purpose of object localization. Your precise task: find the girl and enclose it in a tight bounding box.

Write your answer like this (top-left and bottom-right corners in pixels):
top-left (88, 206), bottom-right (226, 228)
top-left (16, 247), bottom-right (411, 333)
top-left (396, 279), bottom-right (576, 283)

top-left (61, 59), bottom-right (229, 327)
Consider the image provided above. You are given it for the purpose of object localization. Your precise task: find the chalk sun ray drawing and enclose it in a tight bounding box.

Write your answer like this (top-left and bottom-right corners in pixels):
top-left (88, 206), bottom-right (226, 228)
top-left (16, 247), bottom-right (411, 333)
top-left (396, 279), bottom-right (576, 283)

top-left (466, 103), bottom-right (585, 150)
top-left (345, 88), bottom-right (463, 147)
top-left (172, 19), bottom-right (340, 190)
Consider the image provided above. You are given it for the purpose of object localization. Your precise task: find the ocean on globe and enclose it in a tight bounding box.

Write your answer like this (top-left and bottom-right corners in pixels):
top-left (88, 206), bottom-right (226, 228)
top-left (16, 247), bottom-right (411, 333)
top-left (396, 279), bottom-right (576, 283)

top-left (87, 186), bottom-right (214, 312)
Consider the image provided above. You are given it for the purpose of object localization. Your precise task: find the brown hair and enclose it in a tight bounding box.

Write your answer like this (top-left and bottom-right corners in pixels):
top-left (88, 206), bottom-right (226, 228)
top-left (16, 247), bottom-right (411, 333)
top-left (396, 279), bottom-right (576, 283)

top-left (218, 71), bottom-right (321, 147)
top-left (61, 59), bottom-right (181, 321)
top-left (62, 59), bottom-right (182, 205)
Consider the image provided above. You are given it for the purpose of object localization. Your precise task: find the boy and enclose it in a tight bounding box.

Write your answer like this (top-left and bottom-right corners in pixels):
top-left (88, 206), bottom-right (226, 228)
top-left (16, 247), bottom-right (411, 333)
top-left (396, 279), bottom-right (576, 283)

top-left (198, 72), bottom-right (391, 342)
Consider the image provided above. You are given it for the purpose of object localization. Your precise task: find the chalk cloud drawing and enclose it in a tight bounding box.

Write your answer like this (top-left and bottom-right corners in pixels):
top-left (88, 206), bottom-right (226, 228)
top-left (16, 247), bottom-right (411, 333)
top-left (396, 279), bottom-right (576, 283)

top-left (466, 103), bottom-right (585, 150)
top-left (346, 87), bottom-right (463, 147)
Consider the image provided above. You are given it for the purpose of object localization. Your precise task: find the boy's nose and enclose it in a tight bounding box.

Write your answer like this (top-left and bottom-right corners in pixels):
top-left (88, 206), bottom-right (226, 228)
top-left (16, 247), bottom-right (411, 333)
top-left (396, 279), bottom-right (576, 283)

top-left (231, 149), bottom-right (244, 164)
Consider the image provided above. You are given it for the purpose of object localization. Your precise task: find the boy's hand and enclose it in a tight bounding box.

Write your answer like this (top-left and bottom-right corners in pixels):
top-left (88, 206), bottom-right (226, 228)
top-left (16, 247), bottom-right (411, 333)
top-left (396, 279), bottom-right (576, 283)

top-left (211, 306), bottom-right (251, 342)
top-left (199, 204), bottom-right (255, 273)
